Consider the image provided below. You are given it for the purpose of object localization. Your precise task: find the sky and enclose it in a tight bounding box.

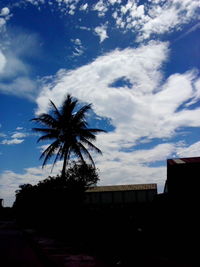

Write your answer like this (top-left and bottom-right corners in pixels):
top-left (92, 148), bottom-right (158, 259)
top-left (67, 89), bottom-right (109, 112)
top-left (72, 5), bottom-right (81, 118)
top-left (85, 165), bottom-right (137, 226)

top-left (0, 0), bottom-right (200, 207)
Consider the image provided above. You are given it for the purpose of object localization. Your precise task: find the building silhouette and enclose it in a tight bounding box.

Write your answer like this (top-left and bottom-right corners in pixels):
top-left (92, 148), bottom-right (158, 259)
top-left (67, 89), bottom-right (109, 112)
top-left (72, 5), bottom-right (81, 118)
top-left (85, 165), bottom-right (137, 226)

top-left (153, 157), bottom-right (200, 263)
top-left (85, 183), bottom-right (157, 207)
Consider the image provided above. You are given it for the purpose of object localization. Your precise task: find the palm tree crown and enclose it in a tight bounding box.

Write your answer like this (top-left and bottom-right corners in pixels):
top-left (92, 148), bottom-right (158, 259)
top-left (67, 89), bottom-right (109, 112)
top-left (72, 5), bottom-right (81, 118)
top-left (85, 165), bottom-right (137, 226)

top-left (31, 94), bottom-right (106, 177)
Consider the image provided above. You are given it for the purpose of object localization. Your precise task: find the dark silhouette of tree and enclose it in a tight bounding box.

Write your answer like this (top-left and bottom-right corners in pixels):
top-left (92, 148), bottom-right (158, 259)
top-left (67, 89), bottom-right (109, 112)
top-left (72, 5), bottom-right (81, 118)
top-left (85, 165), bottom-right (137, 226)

top-left (66, 160), bottom-right (99, 188)
top-left (31, 94), bottom-right (106, 177)
top-left (13, 162), bottom-right (99, 231)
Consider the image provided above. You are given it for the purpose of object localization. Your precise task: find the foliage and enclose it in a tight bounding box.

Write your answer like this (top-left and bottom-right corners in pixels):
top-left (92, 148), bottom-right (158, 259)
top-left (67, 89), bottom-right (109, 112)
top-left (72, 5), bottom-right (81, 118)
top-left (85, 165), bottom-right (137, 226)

top-left (13, 162), bottom-right (99, 230)
top-left (31, 94), bottom-right (106, 177)
top-left (66, 160), bottom-right (99, 188)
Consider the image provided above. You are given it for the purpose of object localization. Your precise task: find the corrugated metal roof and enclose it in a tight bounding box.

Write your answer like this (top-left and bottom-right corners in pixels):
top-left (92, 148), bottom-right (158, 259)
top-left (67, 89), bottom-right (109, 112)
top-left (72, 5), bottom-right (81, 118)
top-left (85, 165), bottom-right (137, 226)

top-left (168, 157), bottom-right (200, 165)
top-left (86, 184), bottom-right (157, 193)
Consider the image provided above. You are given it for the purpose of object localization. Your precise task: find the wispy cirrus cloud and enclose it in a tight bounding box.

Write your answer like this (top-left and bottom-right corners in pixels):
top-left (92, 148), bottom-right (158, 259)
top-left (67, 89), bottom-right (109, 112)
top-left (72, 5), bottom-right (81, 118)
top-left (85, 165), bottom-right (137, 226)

top-left (1, 138), bottom-right (24, 145)
top-left (175, 22), bottom-right (200, 41)
top-left (0, 29), bottom-right (40, 99)
top-left (11, 132), bottom-right (26, 139)
top-left (0, 129), bottom-right (27, 145)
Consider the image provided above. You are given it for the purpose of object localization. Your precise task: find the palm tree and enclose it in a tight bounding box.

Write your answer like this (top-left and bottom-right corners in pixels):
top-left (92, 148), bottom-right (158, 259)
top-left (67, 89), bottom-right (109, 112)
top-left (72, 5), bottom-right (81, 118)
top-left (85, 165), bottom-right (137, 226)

top-left (31, 94), bottom-right (106, 177)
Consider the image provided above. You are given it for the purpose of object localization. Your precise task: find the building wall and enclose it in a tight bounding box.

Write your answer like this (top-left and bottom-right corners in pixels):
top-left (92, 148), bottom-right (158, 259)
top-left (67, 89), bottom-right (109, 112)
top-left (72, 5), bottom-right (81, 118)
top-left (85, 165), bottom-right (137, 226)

top-left (167, 161), bottom-right (200, 199)
top-left (85, 189), bottom-right (156, 206)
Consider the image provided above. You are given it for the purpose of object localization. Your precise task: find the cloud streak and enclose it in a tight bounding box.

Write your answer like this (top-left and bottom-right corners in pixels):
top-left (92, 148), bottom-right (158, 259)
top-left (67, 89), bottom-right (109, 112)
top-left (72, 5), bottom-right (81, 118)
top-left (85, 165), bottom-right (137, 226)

top-left (0, 130), bottom-right (27, 145)
top-left (0, 29), bottom-right (41, 99)
top-left (1, 138), bottom-right (24, 145)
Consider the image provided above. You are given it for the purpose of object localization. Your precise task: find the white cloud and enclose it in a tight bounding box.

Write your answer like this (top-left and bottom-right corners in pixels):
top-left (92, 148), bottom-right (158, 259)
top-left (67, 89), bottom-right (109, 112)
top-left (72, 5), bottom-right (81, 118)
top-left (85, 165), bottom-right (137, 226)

top-left (71, 38), bottom-right (82, 46)
top-left (1, 137), bottom-right (200, 206)
top-left (1, 138), bottom-right (24, 145)
top-left (0, 131), bottom-right (27, 145)
top-left (79, 26), bottom-right (91, 31)
top-left (70, 38), bottom-right (85, 57)
top-left (8, 1), bottom-right (199, 41)
top-left (36, 42), bottom-right (200, 143)
top-left (108, 0), bottom-right (122, 4)
top-left (80, 3), bottom-right (88, 11)
top-left (0, 76), bottom-right (37, 100)
top-left (0, 30), bottom-right (40, 99)
top-left (36, 41), bottom-right (168, 117)
top-left (0, 18), bottom-right (6, 28)
top-left (0, 139), bottom-right (194, 207)
top-left (94, 25), bottom-right (108, 43)
top-left (11, 132), bottom-right (26, 139)
top-left (98, 159), bottom-right (167, 193)
top-left (95, 140), bottom-right (200, 192)
top-left (0, 7), bottom-right (10, 16)
top-left (0, 50), bottom-right (28, 78)
top-left (93, 0), bottom-right (108, 17)
top-left (0, 50), bottom-right (6, 73)
top-left (176, 22), bottom-right (200, 40)
top-left (25, 0), bottom-right (45, 5)
top-left (0, 161), bottom-right (62, 206)
top-left (111, 0), bottom-right (200, 41)
top-left (0, 7), bottom-right (11, 30)
top-left (176, 141), bottom-right (200, 158)
top-left (34, 41), bottom-right (200, 196)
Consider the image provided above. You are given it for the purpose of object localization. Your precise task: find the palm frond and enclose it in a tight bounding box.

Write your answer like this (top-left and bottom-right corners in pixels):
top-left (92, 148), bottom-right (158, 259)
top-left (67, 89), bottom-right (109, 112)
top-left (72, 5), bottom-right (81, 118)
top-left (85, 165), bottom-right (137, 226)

top-left (31, 94), bottom-right (106, 174)
top-left (31, 114), bottom-right (58, 127)
top-left (73, 104), bottom-right (91, 123)
top-left (71, 143), bottom-right (86, 165)
top-left (78, 128), bottom-right (106, 141)
top-left (61, 94), bottom-right (77, 117)
top-left (86, 128), bottom-right (107, 133)
top-left (60, 143), bottom-right (70, 161)
top-left (40, 140), bottom-right (60, 167)
top-left (37, 133), bottom-right (58, 143)
top-left (80, 137), bottom-right (102, 154)
top-left (78, 143), bottom-right (95, 167)
top-left (51, 146), bottom-right (63, 172)
top-left (49, 100), bottom-right (61, 119)
top-left (32, 128), bottom-right (57, 133)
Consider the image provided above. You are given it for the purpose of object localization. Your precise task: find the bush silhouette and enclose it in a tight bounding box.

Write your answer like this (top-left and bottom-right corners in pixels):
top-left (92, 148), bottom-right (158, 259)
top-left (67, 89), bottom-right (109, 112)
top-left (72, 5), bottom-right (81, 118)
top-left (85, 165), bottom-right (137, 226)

top-left (14, 161), bottom-right (99, 234)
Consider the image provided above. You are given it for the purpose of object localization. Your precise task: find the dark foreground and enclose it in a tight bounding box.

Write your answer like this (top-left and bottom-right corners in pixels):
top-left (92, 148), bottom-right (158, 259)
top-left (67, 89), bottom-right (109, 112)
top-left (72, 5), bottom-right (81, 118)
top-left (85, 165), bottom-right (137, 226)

top-left (0, 221), bottom-right (44, 267)
top-left (0, 220), bottom-right (108, 267)
top-left (0, 219), bottom-right (198, 267)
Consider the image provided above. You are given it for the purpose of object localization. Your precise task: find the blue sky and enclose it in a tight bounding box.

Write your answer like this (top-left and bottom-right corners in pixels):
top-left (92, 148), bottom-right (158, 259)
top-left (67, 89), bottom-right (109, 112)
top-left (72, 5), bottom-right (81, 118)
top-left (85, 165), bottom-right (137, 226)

top-left (0, 0), bottom-right (200, 206)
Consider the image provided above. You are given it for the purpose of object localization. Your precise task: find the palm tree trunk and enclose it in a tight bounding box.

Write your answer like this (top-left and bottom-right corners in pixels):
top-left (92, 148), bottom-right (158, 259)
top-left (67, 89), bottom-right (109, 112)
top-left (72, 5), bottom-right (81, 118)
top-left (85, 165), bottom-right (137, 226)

top-left (61, 151), bottom-right (68, 178)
